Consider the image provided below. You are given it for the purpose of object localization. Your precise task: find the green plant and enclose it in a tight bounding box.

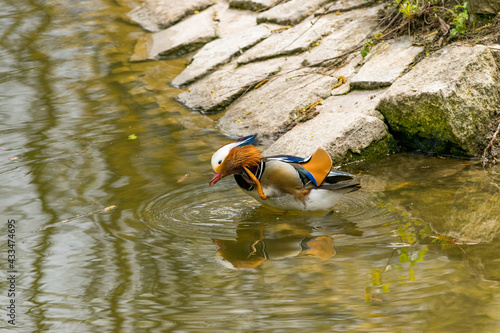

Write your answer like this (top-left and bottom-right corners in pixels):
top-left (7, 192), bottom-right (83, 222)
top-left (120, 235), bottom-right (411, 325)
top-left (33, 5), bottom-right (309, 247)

top-left (361, 39), bottom-right (374, 58)
top-left (397, 0), bottom-right (421, 21)
top-left (450, 2), bottom-right (468, 36)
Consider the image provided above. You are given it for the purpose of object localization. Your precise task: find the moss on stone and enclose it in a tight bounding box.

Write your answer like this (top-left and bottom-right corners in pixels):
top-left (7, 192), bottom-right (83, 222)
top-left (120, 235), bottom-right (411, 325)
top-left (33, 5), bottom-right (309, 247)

top-left (377, 45), bottom-right (500, 157)
top-left (334, 133), bottom-right (398, 165)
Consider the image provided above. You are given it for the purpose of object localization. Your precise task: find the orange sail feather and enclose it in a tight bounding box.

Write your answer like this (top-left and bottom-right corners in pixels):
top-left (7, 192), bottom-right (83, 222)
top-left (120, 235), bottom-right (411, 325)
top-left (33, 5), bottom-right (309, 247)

top-left (300, 148), bottom-right (332, 186)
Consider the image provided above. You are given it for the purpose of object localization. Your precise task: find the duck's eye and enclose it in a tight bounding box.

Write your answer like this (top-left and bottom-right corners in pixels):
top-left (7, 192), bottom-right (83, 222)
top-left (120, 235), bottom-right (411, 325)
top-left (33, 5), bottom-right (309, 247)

top-left (218, 160), bottom-right (222, 165)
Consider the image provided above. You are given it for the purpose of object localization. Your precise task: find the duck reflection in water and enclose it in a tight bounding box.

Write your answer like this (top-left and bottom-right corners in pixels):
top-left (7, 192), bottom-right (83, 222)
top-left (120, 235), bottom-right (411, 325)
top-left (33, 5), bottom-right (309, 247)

top-left (214, 222), bottom-right (340, 270)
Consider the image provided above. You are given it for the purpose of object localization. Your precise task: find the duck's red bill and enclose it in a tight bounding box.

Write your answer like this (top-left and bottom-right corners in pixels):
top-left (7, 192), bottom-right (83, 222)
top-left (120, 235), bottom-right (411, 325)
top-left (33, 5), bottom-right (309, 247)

top-left (209, 173), bottom-right (222, 186)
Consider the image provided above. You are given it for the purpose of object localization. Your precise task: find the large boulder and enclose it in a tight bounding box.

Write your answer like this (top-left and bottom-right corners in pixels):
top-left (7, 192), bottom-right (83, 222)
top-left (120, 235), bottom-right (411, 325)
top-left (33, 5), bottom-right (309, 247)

top-left (264, 90), bottom-right (396, 164)
top-left (377, 44), bottom-right (500, 156)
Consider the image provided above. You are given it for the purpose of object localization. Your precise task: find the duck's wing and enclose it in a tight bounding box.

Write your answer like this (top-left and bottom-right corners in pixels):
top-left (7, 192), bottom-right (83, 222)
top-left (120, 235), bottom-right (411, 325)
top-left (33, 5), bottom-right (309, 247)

top-left (265, 154), bottom-right (308, 163)
top-left (313, 181), bottom-right (361, 192)
top-left (324, 169), bottom-right (356, 184)
top-left (303, 170), bottom-right (361, 193)
top-left (266, 148), bottom-right (332, 186)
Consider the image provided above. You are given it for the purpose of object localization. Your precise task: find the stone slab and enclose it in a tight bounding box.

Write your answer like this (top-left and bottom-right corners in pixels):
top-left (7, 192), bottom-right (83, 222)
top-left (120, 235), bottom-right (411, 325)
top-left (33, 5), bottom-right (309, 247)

top-left (131, 8), bottom-right (217, 61)
top-left (177, 56), bottom-right (304, 113)
top-left (328, 53), bottom-right (364, 95)
top-left (237, 12), bottom-right (342, 64)
top-left (350, 37), bottom-right (424, 89)
top-left (377, 44), bottom-right (500, 156)
top-left (213, 4), bottom-right (261, 38)
top-left (304, 5), bottom-right (381, 66)
top-left (172, 24), bottom-right (274, 87)
top-left (128, 0), bottom-right (214, 32)
top-left (130, 2), bottom-right (260, 62)
top-left (264, 90), bottom-right (392, 163)
top-left (217, 68), bottom-right (337, 145)
top-left (315, 0), bottom-right (375, 15)
top-left (229, 0), bottom-right (275, 11)
top-left (257, 0), bottom-right (333, 25)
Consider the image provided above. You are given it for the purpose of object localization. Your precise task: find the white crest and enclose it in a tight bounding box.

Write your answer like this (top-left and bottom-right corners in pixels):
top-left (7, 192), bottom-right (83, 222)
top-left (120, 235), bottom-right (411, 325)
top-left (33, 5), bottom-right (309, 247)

top-left (211, 141), bottom-right (241, 172)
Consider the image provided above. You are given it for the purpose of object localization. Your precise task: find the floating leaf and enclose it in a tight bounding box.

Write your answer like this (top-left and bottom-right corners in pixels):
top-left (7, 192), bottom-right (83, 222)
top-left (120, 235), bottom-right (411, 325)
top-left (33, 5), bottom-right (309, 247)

top-left (177, 174), bottom-right (189, 183)
top-left (128, 134), bottom-right (137, 140)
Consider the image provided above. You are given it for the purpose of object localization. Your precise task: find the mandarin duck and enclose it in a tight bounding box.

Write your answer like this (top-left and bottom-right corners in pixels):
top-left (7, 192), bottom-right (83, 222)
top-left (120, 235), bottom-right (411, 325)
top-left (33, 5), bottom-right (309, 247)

top-left (209, 135), bottom-right (360, 211)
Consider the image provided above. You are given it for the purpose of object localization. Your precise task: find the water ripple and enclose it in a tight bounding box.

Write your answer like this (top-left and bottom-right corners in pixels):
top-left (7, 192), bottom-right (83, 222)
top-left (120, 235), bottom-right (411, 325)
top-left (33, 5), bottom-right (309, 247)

top-left (139, 177), bottom-right (396, 241)
top-left (140, 180), bottom-right (260, 239)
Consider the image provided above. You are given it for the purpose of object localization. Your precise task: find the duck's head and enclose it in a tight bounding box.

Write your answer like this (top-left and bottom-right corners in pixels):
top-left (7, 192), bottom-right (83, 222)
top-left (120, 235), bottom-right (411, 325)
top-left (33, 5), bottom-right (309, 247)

top-left (209, 135), bottom-right (262, 186)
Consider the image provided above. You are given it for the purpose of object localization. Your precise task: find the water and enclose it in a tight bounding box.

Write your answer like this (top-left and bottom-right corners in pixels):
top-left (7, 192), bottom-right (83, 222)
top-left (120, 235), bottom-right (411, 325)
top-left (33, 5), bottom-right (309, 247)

top-left (1, 0), bottom-right (500, 331)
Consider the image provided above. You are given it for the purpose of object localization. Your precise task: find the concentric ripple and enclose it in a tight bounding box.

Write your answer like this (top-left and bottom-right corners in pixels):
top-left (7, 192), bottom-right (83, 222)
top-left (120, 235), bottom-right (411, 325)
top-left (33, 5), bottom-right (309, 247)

top-left (139, 176), bottom-right (398, 242)
top-left (139, 181), bottom-right (261, 239)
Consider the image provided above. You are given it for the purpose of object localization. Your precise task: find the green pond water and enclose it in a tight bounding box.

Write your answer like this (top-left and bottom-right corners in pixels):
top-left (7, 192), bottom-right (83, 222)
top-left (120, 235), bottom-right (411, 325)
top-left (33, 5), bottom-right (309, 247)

top-left (1, 0), bottom-right (500, 332)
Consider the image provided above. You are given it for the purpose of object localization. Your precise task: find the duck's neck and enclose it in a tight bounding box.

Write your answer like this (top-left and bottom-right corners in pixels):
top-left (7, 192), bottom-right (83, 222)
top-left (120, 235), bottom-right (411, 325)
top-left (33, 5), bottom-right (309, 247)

top-left (225, 145), bottom-right (262, 173)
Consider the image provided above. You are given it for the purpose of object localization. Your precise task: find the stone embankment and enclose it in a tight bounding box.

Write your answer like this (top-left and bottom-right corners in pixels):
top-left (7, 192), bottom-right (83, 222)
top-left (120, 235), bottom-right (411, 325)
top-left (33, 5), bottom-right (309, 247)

top-left (128, 0), bottom-right (500, 163)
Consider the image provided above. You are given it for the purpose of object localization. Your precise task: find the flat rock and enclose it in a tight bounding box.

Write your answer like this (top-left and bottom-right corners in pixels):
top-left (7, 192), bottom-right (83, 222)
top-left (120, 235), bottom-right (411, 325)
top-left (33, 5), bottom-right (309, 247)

top-left (328, 53), bottom-right (364, 95)
top-left (264, 90), bottom-right (394, 163)
top-left (229, 0), bottom-right (275, 11)
top-left (315, 0), bottom-right (375, 14)
top-left (304, 5), bottom-right (381, 66)
top-left (237, 12), bottom-right (343, 64)
top-left (350, 37), bottom-right (423, 89)
top-left (257, 0), bottom-right (333, 25)
top-left (177, 56), bottom-right (303, 113)
top-left (128, 0), bottom-right (214, 32)
top-left (130, 8), bottom-right (217, 61)
top-left (377, 44), bottom-right (500, 156)
top-left (131, 2), bottom-right (259, 62)
top-left (213, 4), bottom-right (260, 38)
top-left (217, 69), bottom-right (337, 145)
top-left (171, 25), bottom-right (274, 87)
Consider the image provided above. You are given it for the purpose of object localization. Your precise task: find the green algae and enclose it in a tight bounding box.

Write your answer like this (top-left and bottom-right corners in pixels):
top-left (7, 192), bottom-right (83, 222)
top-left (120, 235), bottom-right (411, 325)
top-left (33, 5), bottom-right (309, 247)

top-left (335, 132), bottom-right (398, 165)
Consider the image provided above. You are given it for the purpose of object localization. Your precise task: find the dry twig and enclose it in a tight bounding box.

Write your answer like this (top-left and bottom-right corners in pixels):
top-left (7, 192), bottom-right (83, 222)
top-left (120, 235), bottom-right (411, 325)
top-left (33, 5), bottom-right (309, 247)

top-left (482, 121), bottom-right (500, 168)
